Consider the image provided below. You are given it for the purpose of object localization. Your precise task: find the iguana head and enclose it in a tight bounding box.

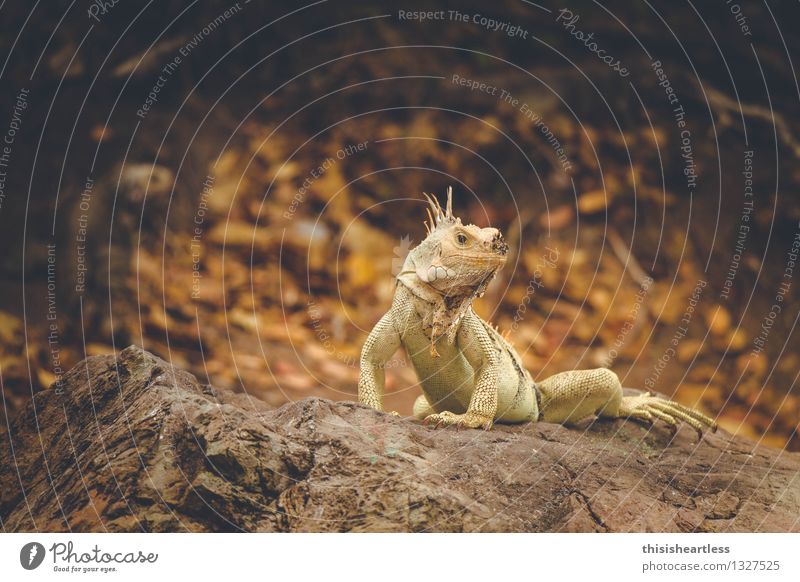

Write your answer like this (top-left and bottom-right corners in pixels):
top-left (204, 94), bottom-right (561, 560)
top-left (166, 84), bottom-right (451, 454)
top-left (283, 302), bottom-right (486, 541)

top-left (410, 187), bottom-right (508, 294)
top-left (397, 187), bottom-right (508, 353)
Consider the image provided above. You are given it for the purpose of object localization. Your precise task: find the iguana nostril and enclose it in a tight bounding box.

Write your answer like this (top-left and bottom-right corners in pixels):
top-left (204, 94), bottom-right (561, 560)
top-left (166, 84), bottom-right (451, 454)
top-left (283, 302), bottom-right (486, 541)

top-left (492, 234), bottom-right (509, 256)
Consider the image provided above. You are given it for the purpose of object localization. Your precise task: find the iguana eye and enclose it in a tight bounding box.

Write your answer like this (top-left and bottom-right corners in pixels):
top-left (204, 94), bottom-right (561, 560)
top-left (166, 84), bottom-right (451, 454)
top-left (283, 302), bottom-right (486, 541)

top-left (456, 233), bottom-right (468, 245)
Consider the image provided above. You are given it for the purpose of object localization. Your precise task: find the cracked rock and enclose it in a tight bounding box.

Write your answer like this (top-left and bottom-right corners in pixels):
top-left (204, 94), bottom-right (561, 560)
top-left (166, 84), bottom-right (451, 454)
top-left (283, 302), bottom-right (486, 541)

top-left (1, 346), bottom-right (798, 532)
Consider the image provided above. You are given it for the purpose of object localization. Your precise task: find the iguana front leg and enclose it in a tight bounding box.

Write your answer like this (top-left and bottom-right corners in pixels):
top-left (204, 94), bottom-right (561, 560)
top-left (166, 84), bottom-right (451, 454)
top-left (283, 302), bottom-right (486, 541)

top-left (537, 368), bottom-right (717, 434)
top-left (358, 311), bottom-right (401, 413)
top-left (424, 311), bottom-right (499, 430)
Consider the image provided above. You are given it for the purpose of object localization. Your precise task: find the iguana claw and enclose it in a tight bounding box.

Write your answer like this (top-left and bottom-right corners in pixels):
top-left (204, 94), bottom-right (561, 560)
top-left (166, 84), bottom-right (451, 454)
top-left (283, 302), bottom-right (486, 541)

top-left (619, 393), bottom-right (717, 436)
top-left (424, 411), bottom-right (494, 430)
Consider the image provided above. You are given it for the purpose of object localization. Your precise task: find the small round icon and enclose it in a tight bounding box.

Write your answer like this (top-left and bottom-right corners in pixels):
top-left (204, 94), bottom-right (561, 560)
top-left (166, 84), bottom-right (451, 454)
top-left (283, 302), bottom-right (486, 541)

top-left (20, 542), bottom-right (46, 570)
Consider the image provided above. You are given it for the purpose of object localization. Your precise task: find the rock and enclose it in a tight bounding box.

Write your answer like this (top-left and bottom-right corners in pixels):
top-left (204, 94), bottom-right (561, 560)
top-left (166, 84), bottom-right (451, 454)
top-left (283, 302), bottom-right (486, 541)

top-left (1, 346), bottom-right (798, 532)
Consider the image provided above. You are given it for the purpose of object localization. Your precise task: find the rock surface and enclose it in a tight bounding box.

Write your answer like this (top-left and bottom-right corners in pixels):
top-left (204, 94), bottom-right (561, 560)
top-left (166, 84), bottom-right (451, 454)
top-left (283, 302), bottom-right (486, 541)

top-left (1, 346), bottom-right (798, 532)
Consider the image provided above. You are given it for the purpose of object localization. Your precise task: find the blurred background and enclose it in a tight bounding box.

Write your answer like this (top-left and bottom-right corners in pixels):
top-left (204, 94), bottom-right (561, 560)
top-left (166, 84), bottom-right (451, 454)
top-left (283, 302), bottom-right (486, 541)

top-left (0, 0), bottom-right (799, 449)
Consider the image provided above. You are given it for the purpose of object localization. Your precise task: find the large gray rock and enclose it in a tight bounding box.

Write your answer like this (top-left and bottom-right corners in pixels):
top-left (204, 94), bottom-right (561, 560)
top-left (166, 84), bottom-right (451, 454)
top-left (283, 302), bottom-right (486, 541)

top-left (1, 346), bottom-right (798, 532)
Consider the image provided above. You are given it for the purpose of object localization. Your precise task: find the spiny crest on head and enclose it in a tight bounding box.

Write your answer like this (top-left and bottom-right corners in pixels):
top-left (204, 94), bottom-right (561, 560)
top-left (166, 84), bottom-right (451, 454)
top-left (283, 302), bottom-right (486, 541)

top-left (422, 186), bottom-right (460, 234)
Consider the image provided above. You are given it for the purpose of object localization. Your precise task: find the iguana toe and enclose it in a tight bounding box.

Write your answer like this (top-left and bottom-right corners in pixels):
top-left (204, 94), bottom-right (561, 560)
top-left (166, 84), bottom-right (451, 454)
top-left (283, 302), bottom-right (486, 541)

top-left (424, 411), bottom-right (493, 430)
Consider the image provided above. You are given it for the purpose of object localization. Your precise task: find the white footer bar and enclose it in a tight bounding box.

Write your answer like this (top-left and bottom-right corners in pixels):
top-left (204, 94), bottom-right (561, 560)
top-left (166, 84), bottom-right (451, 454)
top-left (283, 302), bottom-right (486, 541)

top-left (1, 533), bottom-right (797, 581)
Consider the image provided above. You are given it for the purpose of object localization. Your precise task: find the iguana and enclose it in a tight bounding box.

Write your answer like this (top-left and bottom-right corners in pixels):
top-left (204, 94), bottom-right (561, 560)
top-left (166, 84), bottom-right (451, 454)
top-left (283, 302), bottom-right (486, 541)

top-left (358, 187), bottom-right (717, 434)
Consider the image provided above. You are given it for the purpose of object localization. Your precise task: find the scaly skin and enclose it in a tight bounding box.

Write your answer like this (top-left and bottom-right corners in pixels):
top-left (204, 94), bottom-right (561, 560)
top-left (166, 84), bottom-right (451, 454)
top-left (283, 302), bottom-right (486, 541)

top-left (358, 188), bottom-right (717, 435)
